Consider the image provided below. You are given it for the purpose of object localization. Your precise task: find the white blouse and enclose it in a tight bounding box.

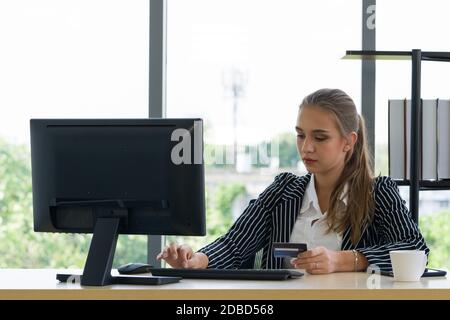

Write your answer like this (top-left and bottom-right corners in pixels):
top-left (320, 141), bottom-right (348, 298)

top-left (285, 174), bottom-right (347, 267)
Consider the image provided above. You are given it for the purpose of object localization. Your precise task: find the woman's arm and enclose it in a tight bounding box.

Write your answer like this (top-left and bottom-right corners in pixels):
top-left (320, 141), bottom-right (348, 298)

top-left (292, 247), bottom-right (369, 274)
top-left (356, 176), bottom-right (430, 272)
top-left (157, 244), bottom-right (209, 268)
top-left (336, 250), bottom-right (368, 272)
top-left (198, 172), bottom-right (295, 269)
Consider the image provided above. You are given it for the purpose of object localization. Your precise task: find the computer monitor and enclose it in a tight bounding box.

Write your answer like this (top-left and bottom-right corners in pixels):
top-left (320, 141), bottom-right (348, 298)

top-left (30, 118), bottom-right (205, 286)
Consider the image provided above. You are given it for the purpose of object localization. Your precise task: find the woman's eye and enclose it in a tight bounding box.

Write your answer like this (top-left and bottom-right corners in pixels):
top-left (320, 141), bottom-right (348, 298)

top-left (296, 134), bottom-right (327, 141)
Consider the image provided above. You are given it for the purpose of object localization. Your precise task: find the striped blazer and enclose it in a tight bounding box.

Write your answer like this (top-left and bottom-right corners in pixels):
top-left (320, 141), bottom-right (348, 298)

top-left (198, 172), bottom-right (430, 272)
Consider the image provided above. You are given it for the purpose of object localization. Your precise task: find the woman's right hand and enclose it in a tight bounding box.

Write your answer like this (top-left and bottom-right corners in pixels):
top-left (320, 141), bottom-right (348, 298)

top-left (156, 242), bottom-right (208, 269)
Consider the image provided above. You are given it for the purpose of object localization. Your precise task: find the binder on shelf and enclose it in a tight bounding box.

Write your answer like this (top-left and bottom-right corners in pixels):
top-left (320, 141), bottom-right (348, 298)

top-left (405, 99), bottom-right (411, 180)
top-left (388, 99), bottom-right (407, 179)
top-left (389, 98), bottom-right (450, 181)
top-left (437, 99), bottom-right (450, 179)
top-left (421, 99), bottom-right (438, 180)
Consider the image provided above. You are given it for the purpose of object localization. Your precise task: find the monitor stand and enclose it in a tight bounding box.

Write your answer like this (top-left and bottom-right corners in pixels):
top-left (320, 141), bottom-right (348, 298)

top-left (56, 217), bottom-right (180, 286)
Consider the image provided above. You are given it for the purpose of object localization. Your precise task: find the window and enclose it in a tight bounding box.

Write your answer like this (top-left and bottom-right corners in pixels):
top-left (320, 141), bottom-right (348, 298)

top-left (0, 0), bottom-right (149, 268)
top-left (166, 0), bottom-right (361, 249)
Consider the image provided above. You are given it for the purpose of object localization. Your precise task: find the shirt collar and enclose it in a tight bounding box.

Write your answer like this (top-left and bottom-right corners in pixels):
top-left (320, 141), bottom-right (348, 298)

top-left (300, 174), bottom-right (348, 214)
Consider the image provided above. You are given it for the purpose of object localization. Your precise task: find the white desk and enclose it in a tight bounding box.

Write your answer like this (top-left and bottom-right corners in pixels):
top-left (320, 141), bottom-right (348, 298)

top-left (0, 269), bottom-right (448, 300)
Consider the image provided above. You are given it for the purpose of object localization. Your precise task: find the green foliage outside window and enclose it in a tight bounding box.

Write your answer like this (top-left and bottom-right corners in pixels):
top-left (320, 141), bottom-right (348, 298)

top-left (166, 183), bottom-right (246, 250)
top-left (272, 132), bottom-right (299, 168)
top-left (0, 139), bottom-right (243, 268)
top-left (204, 131), bottom-right (300, 170)
top-left (0, 139), bottom-right (146, 268)
top-left (419, 210), bottom-right (450, 269)
top-left (0, 139), bottom-right (448, 270)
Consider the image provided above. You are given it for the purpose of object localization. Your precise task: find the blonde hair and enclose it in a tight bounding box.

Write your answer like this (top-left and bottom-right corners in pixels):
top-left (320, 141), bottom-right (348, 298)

top-left (300, 88), bottom-right (375, 245)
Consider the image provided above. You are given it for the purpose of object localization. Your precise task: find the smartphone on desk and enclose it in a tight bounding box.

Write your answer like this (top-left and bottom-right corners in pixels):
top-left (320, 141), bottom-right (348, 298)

top-left (379, 268), bottom-right (447, 278)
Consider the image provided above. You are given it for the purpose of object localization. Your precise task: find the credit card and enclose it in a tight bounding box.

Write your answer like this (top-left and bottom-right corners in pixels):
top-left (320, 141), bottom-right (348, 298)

top-left (273, 242), bottom-right (307, 258)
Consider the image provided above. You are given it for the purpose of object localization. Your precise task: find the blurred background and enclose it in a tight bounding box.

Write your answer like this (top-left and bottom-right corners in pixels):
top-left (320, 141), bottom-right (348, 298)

top-left (0, 0), bottom-right (448, 270)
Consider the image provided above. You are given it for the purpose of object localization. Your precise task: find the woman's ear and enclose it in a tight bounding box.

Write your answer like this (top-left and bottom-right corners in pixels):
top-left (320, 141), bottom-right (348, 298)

top-left (344, 132), bottom-right (358, 151)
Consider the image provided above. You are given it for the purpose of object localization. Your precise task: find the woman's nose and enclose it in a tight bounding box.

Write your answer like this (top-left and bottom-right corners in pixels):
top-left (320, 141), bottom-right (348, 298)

top-left (301, 137), bottom-right (314, 152)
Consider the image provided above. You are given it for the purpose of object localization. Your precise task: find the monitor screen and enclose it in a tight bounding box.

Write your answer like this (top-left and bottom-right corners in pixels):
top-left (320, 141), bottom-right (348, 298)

top-left (30, 118), bottom-right (205, 286)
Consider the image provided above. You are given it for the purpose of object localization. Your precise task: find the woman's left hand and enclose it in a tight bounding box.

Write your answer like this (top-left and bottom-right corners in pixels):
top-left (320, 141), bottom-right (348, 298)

top-left (290, 246), bottom-right (340, 274)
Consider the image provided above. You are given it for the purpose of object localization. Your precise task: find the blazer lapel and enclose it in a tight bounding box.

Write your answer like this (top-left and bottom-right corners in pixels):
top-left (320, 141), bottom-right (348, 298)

top-left (341, 221), bottom-right (369, 250)
top-left (267, 173), bottom-right (311, 268)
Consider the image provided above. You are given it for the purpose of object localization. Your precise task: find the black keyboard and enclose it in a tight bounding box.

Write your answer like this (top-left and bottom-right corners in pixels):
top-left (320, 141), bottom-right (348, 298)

top-left (149, 268), bottom-right (304, 280)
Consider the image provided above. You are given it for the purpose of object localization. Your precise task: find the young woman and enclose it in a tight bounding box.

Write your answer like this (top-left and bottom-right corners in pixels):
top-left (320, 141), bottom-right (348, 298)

top-left (157, 88), bottom-right (429, 274)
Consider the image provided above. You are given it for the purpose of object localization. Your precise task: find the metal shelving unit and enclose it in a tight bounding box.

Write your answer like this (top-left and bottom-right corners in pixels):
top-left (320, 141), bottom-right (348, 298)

top-left (344, 50), bottom-right (450, 223)
top-left (393, 180), bottom-right (450, 190)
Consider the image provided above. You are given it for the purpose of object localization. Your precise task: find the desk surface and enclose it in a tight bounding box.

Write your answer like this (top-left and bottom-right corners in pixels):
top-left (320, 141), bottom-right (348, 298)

top-left (0, 269), bottom-right (449, 300)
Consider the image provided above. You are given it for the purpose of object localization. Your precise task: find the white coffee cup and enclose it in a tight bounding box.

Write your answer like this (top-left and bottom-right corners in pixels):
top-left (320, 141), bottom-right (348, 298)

top-left (389, 250), bottom-right (427, 281)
